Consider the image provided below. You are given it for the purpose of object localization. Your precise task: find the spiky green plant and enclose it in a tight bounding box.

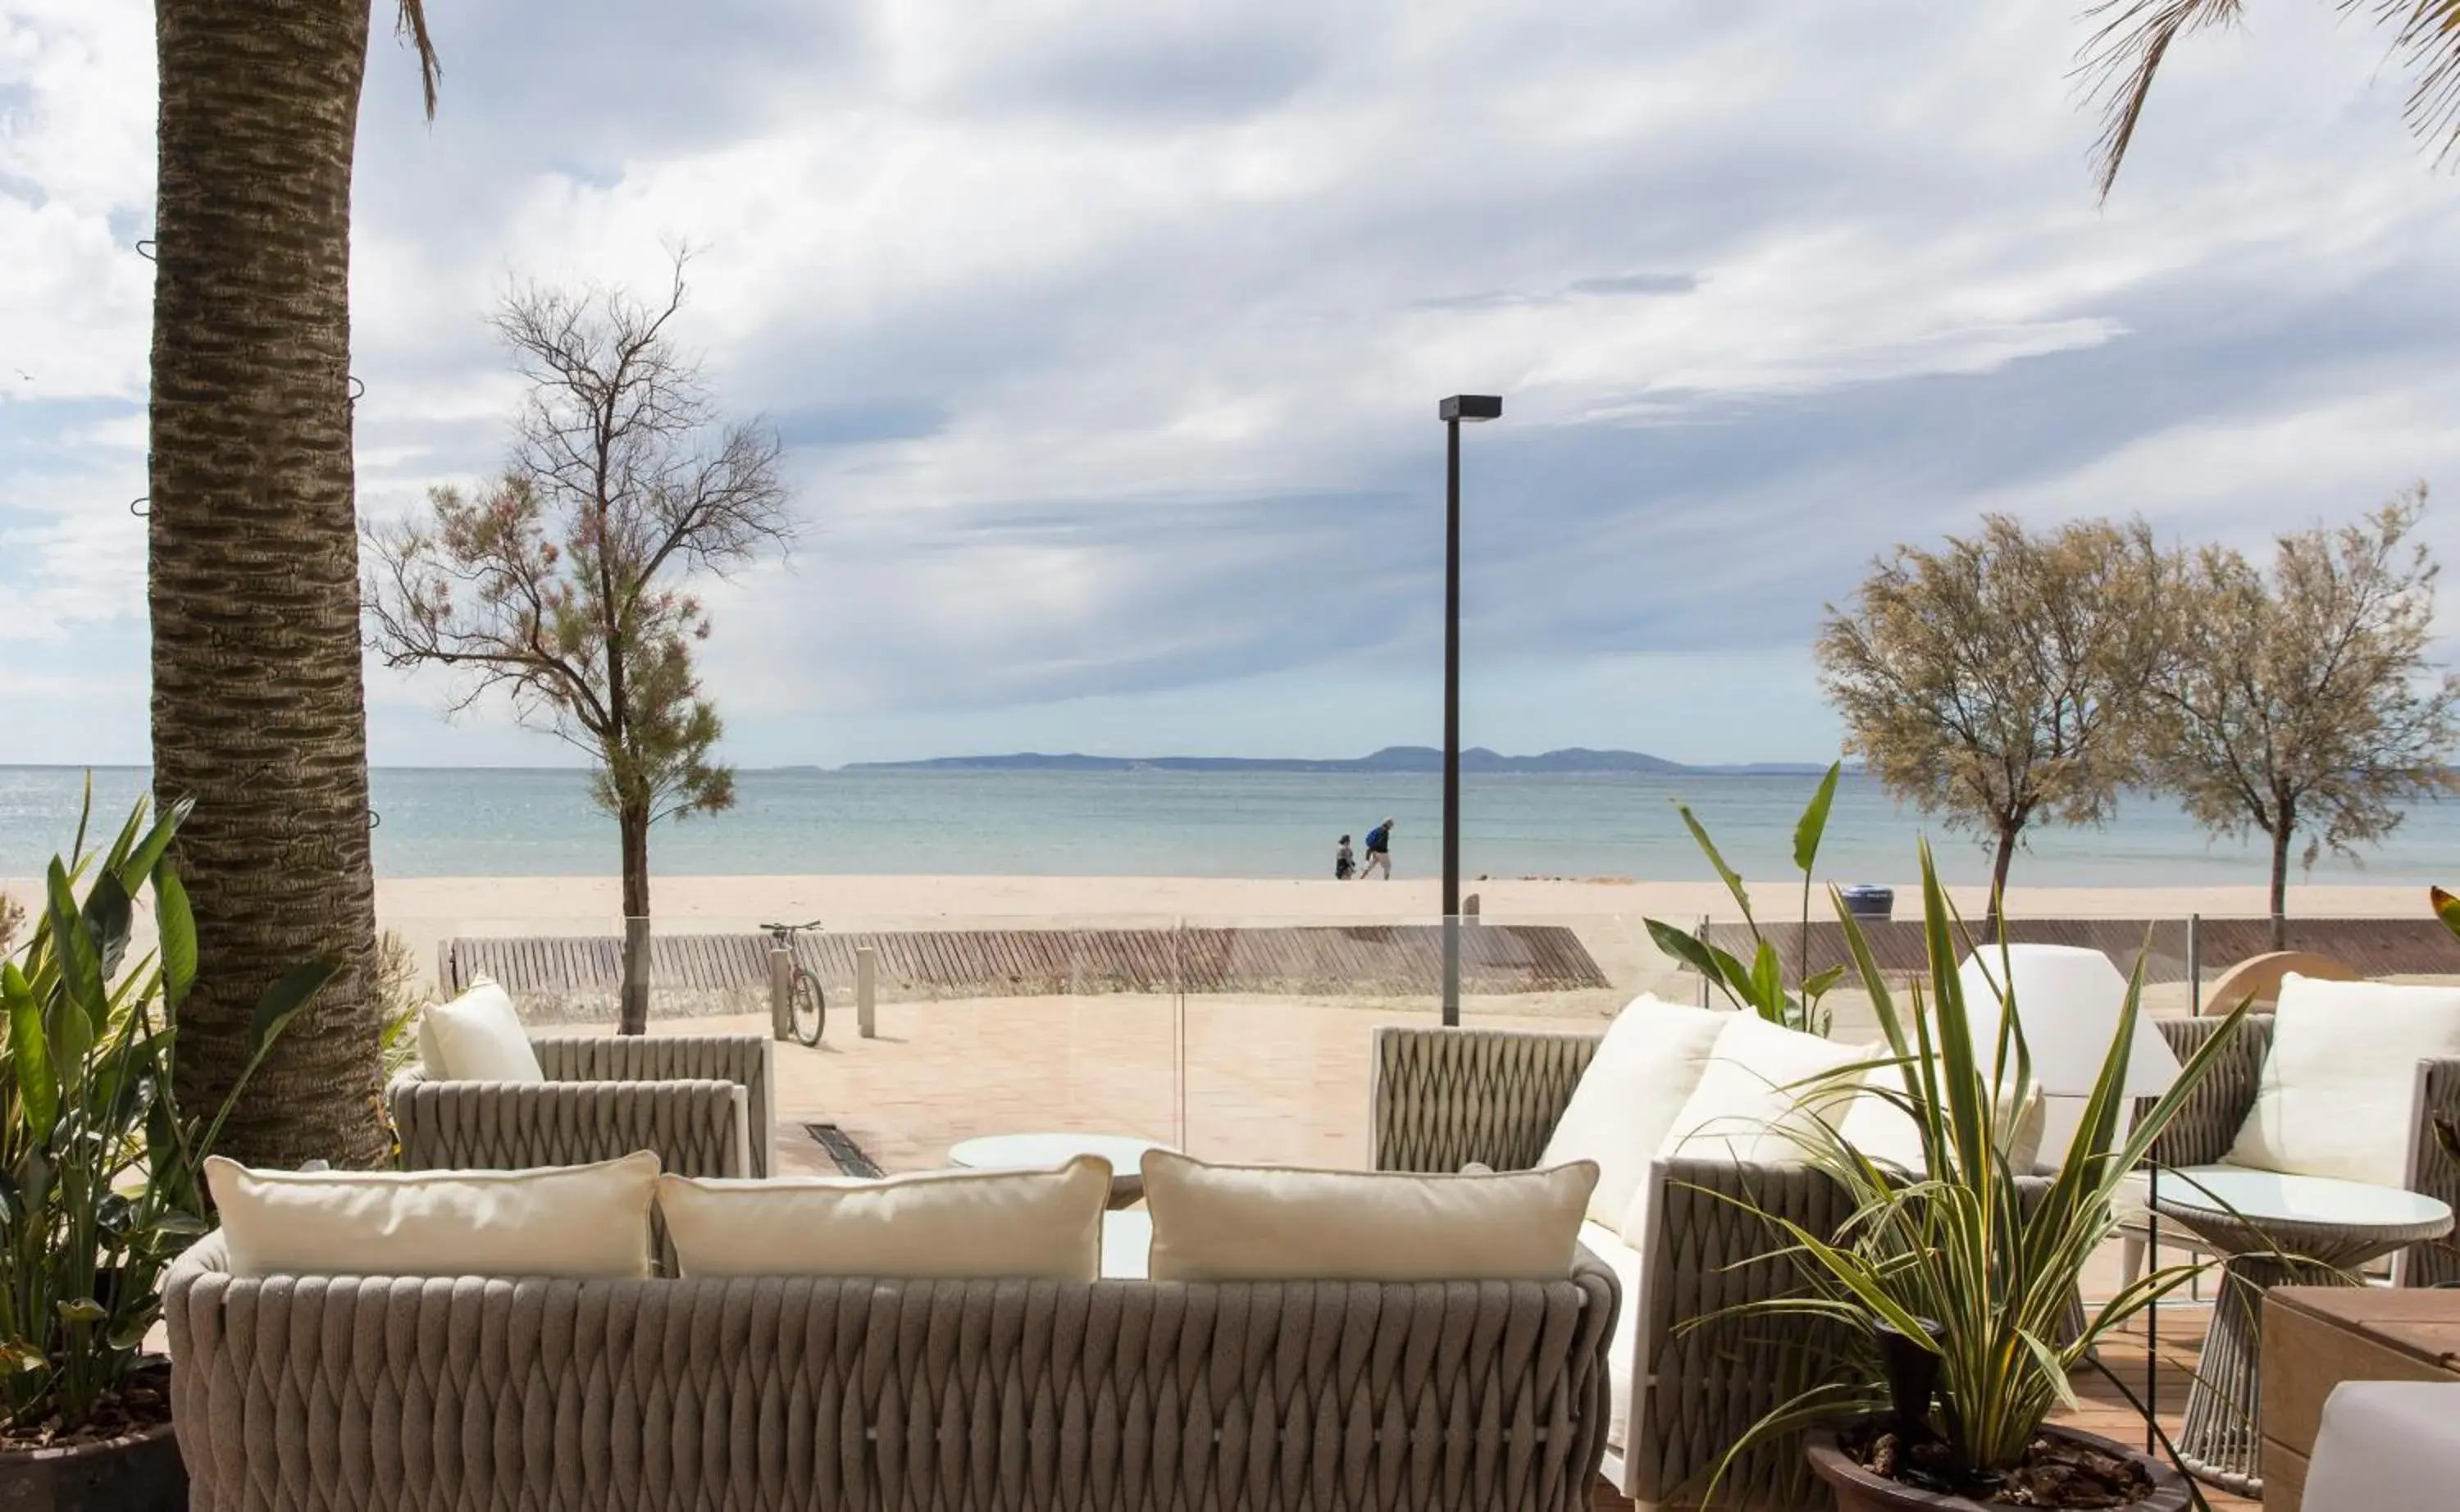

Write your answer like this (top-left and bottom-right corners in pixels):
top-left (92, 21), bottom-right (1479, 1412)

top-left (0, 786), bottom-right (335, 1435)
top-left (1646, 761), bottom-right (1847, 1035)
top-left (1715, 840), bottom-right (2247, 1503)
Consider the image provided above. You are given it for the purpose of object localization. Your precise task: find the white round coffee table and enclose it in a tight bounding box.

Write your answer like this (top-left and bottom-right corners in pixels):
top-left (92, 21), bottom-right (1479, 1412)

top-left (2152, 1168), bottom-right (2453, 1497)
top-left (947, 1132), bottom-right (1172, 1209)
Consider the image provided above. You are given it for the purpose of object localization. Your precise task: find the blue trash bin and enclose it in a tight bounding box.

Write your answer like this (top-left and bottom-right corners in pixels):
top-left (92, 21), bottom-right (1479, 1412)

top-left (1838, 885), bottom-right (1893, 922)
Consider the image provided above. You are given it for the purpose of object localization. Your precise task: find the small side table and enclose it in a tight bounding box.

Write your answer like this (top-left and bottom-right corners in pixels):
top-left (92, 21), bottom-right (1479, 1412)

top-left (948, 1132), bottom-right (1173, 1210)
top-left (2152, 1169), bottom-right (2453, 1498)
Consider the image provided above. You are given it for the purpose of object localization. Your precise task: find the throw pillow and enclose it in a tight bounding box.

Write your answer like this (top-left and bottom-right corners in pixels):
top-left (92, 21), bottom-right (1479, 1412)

top-left (1837, 1064), bottom-right (2049, 1177)
top-left (206, 1151), bottom-right (659, 1279)
top-left (655, 1156), bottom-right (1111, 1280)
top-left (419, 977), bottom-right (544, 1083)
top-left (1538, 995), bottom-right (1727, 1227)
top-left (1141, 1149), bottom-right (1597, 1282)
top-left (2226, 974), bottom-right (2460, 1186)
top-left (1658, 1013), bottom-right (1869, 1167)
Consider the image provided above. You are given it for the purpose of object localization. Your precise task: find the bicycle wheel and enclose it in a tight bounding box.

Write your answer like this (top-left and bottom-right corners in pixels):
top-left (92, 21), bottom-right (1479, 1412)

top-left (789, 968), bottom-right (826, 1046)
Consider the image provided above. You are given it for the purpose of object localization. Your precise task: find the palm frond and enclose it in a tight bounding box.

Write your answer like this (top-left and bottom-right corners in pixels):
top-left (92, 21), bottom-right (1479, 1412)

top-left (2080, 2), bottom-right (2460, 197)
top-left (2075, 0), bottom-right (2245, 200)
top-left (398, 0), bottom-right (442, 119)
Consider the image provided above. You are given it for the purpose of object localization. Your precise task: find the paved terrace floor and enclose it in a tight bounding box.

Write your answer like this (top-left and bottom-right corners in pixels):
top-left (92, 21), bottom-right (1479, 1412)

top-left (647, 997), bottom-right (2257, 1510)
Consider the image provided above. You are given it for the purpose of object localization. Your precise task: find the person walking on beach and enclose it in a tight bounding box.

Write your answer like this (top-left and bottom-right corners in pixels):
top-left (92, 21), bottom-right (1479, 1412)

top-left (1334, 835), bottom-right (1356, 881)
top-left (1360, 818), bottom-right (1394, 880)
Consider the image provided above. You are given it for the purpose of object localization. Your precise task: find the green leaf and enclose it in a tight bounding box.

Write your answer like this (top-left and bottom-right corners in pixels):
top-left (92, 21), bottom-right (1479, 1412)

top-left (6, 964), bottom-right (57, 1141)
top-left (1802, 964), bottom-right (1848, 1000)
top-left (1675, 803), bottom-right (1752, 919)
top-left (2434, 886), bottom-right (2460, 944)
top-left (1791, 762), bottom-right (1843, 874)
top-left (1750, 937), bottom-right (1785, 1018)
top-left (153, 863), bottom-right (197, 1013)
top-left (112, 796), bottom-right (189, 899)
top-left (0, 1341), bottom-right (46, 1375)
top-left (75, 868), bottom-right (134, 1019)
top-left (1645, 918), bottom-right (1728, 986)
top-left (53, 1299), bottom-right (106, 1327)
top-left (43, 861), bottom-right (105, 1021)
top-left (248, 958), bottom-right (340, 1056)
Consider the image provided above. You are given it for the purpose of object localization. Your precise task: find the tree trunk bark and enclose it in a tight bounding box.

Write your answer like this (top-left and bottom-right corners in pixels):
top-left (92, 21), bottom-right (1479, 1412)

top-left (1985, 822), bottom-right (2019, 931)
top-left (150, 0), bottom-right (385, 1167)
top-left (618, 799), bottom-right (652, 1035)
top-left (2268, 822), bottom-right (2293, 952)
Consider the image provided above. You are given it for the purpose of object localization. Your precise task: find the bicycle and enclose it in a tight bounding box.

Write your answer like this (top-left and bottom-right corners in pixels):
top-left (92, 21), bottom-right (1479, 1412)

top-left (759, 919), bottom-right (827, 1046)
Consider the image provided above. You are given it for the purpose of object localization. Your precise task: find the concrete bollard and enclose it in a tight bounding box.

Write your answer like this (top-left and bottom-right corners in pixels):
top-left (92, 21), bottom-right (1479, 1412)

top-left (856, 946), bottom-right (877, 1038)
top-left (768, 948), bottom-right (793, 1041)
top-left (1464, 892), bottom-right (1480, 924)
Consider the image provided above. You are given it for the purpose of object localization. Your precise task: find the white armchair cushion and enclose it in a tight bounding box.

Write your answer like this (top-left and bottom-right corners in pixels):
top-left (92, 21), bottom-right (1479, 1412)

top-left (1656, 1013), bottom-right (1868, 1170)
top-left (2226, 974), bottom-right (2460, 1186)
top-left (419, 977), bottom-right (544, 1083)
top-left (1539, 995), bottom-right (1727, 1227)
top-left (1141, 1150), bottom-right (1597, 1282)
top-left (206, 1152), bottom-right (658, 1279)
top-left (655, 1157), bottom-right (1111, 1280)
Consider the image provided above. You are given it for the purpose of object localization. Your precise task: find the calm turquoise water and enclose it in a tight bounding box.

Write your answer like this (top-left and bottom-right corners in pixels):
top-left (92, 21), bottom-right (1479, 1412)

top-left (3, 764), bottom-right (2458, 887)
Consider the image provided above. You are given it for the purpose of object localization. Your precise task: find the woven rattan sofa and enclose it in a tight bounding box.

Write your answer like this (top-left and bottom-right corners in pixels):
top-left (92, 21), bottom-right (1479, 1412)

top-left (387, 1032), bottom-right (777, 1178)
top-left (1371, 1023), bottom-right (1858, 1510)
top-left (162, 1229), bottom-right (1618, 1512)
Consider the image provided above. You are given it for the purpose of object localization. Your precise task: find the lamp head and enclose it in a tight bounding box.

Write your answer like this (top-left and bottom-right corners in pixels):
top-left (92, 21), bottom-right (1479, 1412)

top-left (1955, 944), bottom-right (2182, 1100)
top-left (1439, 394), bottom-right (1502, 422)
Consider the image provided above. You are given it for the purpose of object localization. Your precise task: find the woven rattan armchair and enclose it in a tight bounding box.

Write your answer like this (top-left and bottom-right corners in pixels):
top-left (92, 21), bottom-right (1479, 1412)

top-left (164, 1230), bottom-right (1617, 1512)
top-left (1371, 1024), bottom-right (1857, 1511)
top-left (387, 1033), bottom-right (777, 1179)
top-left (2133, 1013), bottom-right (2460, 1288)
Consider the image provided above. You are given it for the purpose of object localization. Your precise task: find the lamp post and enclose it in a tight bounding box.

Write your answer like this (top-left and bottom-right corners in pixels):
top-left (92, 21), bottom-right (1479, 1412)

top-left (1437, 394), bottom-right (1501, 1027)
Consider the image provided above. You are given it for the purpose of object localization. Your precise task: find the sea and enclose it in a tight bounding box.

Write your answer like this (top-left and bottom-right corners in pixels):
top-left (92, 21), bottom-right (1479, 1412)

top-left (5, 764), bottom-right (2460, 890)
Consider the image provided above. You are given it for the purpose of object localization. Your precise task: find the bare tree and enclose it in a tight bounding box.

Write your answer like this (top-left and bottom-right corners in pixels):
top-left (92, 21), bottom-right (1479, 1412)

top-left (1817, 516), bottom-right (2168, 920)
top-left (2078, 2), bottom-right (2460, 198)
top-left (366, 258), bottom-right (792, 1032)
top-left (2148, 487), bottom-right (2460, 945)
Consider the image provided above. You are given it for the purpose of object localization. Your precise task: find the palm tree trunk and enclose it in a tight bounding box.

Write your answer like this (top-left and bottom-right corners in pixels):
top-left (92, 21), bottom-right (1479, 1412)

top-left (151, 0), bottom-right (385, 1168)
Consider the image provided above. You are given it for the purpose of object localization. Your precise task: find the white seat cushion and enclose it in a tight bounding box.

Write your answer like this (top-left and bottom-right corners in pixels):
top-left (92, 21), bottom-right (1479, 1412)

top-left (418, 977), bottom-right (544, 1083)
top-left (1579, 1221), bottom-right (1644, 1455)
top-left (2226, 974), bottom-right (2460, 1186)
top-left (2305, 1382), bottom-right (2460, 1512)
top-left (206, 1152), bottom-right (659, 1279)
top-left (1656, 1013), bottom-right (1868, 1172)
top-left (1141, 1150), bottom-right (1597, 1282)
top-left (1540, 995), bottom-right (1727, 1227)
top-left (656, 1157), bottom-right (1111, 1280)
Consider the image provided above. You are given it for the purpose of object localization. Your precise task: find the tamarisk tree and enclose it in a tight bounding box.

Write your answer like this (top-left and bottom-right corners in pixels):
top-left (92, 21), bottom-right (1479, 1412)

top-left (2149, 487), bottom-right (2460, 946)
top-left (367, 261), bottom-right (792, 1032)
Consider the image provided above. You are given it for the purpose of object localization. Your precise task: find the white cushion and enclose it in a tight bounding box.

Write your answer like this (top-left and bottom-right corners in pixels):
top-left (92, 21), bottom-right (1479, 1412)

top-left (205, 1152), bottom-right (658, 1279)
top-left (1578, 1221), bottom-right (1644, 1454)
top-left (655, 1157), bottom-right (1111, 1280)
top-left (1540, 995), bottom-right (1728, 1227)
top-left (1141, 1149), bottom-right (1597, 1282)
top-left (419, 978), bottom-right (544, 1083)
top-left (2226, 974), bottom-right (2460, 1186)
top-left (1657, 1013), bottom-right (1868, 1168)
top-left (1837, 1065), bottom-right (2048, 1176)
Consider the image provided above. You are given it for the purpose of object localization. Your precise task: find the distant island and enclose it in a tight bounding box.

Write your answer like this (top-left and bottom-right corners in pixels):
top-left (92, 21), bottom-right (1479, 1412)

top-left (821, 746), bottom-right (1837, 776)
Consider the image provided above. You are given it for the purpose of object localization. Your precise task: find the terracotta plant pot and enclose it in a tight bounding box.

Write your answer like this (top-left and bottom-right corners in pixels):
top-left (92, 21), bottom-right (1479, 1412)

top-left (0, 1420), bottom-right (185, 1512)
top-left (1806, 1423), bottom-right (2191, 1512)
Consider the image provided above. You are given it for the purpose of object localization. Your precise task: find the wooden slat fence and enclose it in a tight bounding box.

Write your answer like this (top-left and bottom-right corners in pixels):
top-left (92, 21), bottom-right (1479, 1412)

top-left (1698, 917), bottom-right (2460, 984)
top-left (443, 923), bottom-right (1610, 1004)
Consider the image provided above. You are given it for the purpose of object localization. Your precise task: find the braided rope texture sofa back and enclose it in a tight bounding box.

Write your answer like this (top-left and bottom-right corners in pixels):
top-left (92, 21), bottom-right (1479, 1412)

top-left (165, 1235), bottom-right (1617, 1512)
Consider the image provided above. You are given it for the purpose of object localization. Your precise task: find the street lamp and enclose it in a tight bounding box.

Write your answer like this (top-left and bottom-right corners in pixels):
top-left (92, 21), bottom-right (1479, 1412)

top-left (1438, 394), bottom-right (1501, 1026)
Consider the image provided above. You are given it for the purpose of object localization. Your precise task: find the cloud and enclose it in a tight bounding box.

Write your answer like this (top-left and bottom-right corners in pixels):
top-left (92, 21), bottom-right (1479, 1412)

top-left (9, 1), bottom-right (2460, 768)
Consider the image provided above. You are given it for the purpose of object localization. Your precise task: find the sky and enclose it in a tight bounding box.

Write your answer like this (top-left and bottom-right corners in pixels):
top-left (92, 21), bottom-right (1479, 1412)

top-left (7, 3), bottom-right (2460, 768)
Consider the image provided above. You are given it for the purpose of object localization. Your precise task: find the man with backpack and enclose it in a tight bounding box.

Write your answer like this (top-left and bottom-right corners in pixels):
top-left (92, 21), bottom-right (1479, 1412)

top-left (1360, 817), bottom-right (1394, 879)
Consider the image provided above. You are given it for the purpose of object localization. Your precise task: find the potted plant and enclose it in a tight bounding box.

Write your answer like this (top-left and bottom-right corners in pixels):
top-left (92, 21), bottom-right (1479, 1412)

top-left (0, 792), bottom-right (334, 1511)
top-left (1692, 841), bottom-right (2248, 1510)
